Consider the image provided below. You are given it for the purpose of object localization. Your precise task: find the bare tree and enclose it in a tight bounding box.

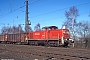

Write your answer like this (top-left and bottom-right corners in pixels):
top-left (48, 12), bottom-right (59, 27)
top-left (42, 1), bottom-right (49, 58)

top-left (18, 24), bottom-right (24, 33)
top-left (1, 26), bottom-right (7, 34)
top-left (75, 21), bottom-right (90, 48)
top-left (1, 24), bottom-right (25, 34)
top-left (63, 6), bottom-right (79, 47)
top-left (75, 21), bottom-right (89, 38)
top-left (1, 26), bottom-right (10, 34)
top-left (12, 26), bottom-right (16, 33)
top-left (63, 6), bottom-right (79, 29)
top-left (6, 26), bottom-right (12, 34)
top-left (25, 25), bottom-right (33, 32)
top-left (63, 6), bottom-right (79, 41)
top-left (34, 23), bottom-right (41, 31)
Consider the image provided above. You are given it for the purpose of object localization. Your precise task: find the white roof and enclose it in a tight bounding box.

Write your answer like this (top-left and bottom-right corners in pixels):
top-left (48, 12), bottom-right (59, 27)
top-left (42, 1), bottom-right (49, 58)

top-left (62, 26), bottom-right (66, 29)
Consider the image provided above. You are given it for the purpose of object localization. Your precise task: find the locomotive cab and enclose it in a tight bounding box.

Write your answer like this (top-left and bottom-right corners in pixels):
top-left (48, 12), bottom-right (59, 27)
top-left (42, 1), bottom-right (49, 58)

top-left (42, 26), bottom-right (70, 47)
top-left (42, 26), bottom-right (58, 30)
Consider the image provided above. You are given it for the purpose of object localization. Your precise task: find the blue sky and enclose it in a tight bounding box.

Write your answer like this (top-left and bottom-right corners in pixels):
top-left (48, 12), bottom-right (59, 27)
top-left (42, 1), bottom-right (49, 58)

top-left (0, 0), bottom-right (90, 31)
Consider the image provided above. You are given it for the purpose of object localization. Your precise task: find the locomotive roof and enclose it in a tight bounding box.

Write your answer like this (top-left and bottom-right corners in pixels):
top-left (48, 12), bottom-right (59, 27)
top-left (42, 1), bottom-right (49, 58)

top-left (42, 26), bottom-right (58, 29)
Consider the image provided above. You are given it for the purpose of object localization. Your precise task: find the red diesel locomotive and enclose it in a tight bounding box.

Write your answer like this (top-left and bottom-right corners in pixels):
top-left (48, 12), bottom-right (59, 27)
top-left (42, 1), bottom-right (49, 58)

top-left (0, 26), bottom-right (70, 47)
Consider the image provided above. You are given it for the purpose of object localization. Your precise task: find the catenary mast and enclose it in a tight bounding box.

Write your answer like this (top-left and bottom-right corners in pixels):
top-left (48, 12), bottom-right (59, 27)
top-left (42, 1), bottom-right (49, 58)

top-left (25, 0), bottom-right (31, 32)
top-left (25, 0), bottom-right (29, 32)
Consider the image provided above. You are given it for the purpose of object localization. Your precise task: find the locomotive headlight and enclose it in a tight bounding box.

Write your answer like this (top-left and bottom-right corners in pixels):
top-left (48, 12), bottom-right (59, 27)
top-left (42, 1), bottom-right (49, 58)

top-left (63, 31), bottom-right (65, 33)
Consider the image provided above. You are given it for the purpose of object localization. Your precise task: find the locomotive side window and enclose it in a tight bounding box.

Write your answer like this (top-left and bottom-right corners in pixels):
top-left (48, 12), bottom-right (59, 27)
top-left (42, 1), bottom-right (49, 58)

top-left (42, 26), bottom-right (58, 30)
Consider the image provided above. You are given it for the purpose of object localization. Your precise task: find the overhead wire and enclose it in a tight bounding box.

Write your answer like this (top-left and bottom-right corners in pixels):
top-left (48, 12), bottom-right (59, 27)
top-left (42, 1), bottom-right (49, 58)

top-left (1, 0), bottom-right (90, 18)
top-left (0, 1), bottom-right (90, 26)
top-left (0, 0), bottom-right (40, 25)
top-left (32, 11), bottom-right (90, 23)
top-left (0, 5), bottom-right (25, 18)
top-left (28, 1), bottom-right (90, 24)
top-left (29, 0), bottom-right (39, 4)
top-left (1, 11), bottom-right (90, 26)
top-left (0, 0), bottom-right (39, 18)
top-left (30, 1), bottom-right (90, 18)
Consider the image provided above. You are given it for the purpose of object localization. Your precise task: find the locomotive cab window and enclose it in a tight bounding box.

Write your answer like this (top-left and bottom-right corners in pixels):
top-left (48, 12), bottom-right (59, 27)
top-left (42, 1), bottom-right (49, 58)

top-left (42, 26), bottom-right (58, 30)
top-left (48, 26), bottom-right (58, 30)
top-left (63, 29), bottom-right (69, 34)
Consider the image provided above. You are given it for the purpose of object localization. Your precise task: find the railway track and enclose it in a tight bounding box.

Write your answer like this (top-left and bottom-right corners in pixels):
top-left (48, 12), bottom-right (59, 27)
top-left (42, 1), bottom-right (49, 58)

top-left (0, 44), bottom-right (90, 60)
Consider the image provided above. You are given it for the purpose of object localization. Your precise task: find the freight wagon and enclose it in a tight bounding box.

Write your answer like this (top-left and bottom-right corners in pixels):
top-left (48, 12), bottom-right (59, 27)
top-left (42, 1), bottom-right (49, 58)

top-left (0, 33), bottom-right (27, 44)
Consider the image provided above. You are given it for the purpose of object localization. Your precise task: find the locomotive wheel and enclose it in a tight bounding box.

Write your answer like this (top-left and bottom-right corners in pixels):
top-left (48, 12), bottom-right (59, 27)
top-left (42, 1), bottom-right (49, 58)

top-left (44, 41), bottom-right (49, 47)
top-left (35, 41), bottom-right (38, 46)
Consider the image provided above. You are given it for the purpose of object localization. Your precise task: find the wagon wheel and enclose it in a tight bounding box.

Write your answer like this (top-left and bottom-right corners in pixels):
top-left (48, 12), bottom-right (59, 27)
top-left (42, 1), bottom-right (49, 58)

top-left (44, 41), bottom-right (50, 47)
top-left (35, 41), bottom-right (38, 46)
